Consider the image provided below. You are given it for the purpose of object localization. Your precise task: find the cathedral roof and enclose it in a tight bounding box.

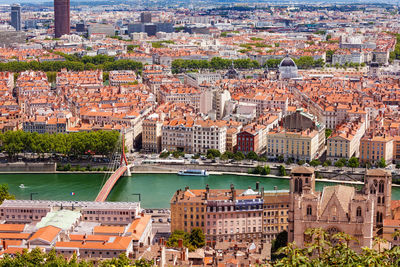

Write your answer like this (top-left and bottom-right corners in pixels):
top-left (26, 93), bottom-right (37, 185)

top-left (366, 169), bottom-right (390, 176)
top-left (320, 185), bottom-right (355, 215)
top-left (291, 166), bottom-right (314, 174)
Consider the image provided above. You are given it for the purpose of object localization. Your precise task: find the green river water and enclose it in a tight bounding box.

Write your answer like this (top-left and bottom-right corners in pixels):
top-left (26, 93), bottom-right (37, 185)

top-left (1, 173), bottom-right (400, 208)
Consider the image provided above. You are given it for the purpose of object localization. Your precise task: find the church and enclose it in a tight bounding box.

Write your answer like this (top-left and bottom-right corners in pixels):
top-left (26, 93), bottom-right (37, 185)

top-left (288, 166), bottom-right (392, 250)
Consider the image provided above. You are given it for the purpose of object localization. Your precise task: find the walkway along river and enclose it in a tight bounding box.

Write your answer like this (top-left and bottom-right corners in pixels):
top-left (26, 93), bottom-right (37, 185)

top-left (3, 173), bottom-right (400, 209)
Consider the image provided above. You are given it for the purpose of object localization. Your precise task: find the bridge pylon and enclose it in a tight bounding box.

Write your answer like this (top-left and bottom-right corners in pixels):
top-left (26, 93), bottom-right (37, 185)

top-left (120, 134), bottom-right (131, 177)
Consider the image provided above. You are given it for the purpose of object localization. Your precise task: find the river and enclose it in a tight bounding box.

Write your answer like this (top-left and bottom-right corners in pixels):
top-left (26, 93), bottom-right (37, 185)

top-left (2, 173), bottom-right (400, 208)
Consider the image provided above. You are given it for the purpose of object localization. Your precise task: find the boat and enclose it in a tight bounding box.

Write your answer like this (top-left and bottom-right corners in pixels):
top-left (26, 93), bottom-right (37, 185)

top-left (19, 184), bottom-right (26, 189)
top-left (177, 169), bottom-right (209, 176)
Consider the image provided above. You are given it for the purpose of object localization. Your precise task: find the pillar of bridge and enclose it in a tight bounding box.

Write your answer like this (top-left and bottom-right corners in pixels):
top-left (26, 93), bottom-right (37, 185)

top-left (123, 165), bottom-right (132, 177)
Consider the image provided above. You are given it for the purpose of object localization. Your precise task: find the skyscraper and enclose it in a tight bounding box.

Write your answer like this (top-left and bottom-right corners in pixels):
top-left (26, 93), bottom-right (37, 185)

top-left (54, 0), bottom-right (70, 38)
top-left (140, 12), bottom-right (151, 23)
top-left (10, 4), bottom-right (21, 31)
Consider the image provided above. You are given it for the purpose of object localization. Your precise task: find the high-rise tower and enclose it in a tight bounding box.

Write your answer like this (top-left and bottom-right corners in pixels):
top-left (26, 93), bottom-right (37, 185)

top-left (11, 4), bottom-right (21, 31)
top-left (54, 0), bottom-right (70, 38)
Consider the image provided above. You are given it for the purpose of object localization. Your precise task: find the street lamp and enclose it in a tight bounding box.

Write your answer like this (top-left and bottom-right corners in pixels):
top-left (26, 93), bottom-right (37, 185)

top-left (30, 192), bottom-right (38, 200)
top-left (131, 193), bottom-right (141, 202)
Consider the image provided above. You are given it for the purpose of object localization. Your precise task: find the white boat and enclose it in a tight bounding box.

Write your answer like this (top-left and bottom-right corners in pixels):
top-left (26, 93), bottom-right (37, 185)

top-left (177, 169), bottom-right (209, 176)
top-left (19, 184), bottom-right (25, 189)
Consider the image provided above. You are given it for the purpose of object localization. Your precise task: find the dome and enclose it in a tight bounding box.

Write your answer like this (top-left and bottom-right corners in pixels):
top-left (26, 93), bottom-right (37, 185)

top-left (280, 56), bottom-right (296, 67)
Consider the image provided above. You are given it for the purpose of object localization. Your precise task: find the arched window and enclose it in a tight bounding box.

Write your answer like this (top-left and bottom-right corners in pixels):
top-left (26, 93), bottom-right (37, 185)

top-left (370, 185), bottom-right (376, 194)
top-left (295, 179), bottom-right (299, 193)
top-left (376, 212), bottom-right (383, 224)
top-left (306, 205), bottom-right (312, 216)
top-left (356, 206), bottom-right (362, 217)
top-left (378, 196), bottom-right (381, 204)
top-left (379, 180), bottom-right (384, 193)
top-left (382, 197), bottom-right (385, 204)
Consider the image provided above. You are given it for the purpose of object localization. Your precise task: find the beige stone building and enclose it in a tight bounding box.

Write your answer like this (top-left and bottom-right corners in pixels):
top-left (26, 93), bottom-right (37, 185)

top-left (359, 135), bottom-right (393, 165)
top-left (142, 115), bottom-right (163, 153)
top-left (193, 120), bottom-right (227, 154)
top-left (266, 130), bottom-right (320, 161)
top-left (288, 167), bottom-right (392, 251)
top-left (327, 118), bottom-right (366, 161)
top-left (263, 190), bottom-right (290, 242)
top-left (266, 110), bottom-right (325, 161)
top-left (161, 118), bottom-right (194, 153)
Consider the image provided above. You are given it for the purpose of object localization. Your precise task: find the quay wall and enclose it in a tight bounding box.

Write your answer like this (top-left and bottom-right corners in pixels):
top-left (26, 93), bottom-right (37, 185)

top-left (0, 162), bottom-right (56, 173)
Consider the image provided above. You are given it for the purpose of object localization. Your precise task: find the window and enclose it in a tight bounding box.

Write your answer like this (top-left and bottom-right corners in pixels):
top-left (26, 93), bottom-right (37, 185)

top-left (356, 206), bottom-right (362, 217)
top-left (379, 180), bottom-right (384, 193)
top-left (306, 205), bottom-right (312, 216)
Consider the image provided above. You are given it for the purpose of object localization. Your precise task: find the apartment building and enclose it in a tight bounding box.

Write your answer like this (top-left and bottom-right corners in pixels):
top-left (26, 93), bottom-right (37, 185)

top-left (0, 200), bottom-right (141, 225)
top-left (359, 135), bottom-right (394, 164)
top-left (142, 116), bottom-right (163, 153)
top-left (161, 118), bottom-right (194, 153)
top-left (266, 110), bottom-right (325, 161)
top-left (266, 129), bottom-right (320, 161)
top-left (158, 85), bottom-right (201, 111)
top-left (193, 120), bottom-right (227, 154)
top-left (170, 185), bottom-right (264, 246)
top-left (394, 136), bottom-right (400, 163)
top-left (240, 93), bottom-right (288, 117)
top-left (23, 117), bottom-right (69, 134)
top-left (109, 70), bottom-right (137, 86)
top-left (184, 72), bottom-right (221, 88)
top-left (332, 49), bottom-right (364, 65)
top-left (327, 119), bottom-right (366, 162)
top-left (170, 183), bottom-right (291, 245)
top-left (263, 190), bottom-right (290, 242)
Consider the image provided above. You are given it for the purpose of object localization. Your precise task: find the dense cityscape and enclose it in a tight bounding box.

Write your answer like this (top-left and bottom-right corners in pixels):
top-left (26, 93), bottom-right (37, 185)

top-left (0, 0), bottom-right (399, 266)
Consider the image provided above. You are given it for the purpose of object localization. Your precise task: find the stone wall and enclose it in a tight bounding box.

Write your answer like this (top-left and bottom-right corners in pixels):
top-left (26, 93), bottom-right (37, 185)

top-left (0, 162), bottom-right (56, 173)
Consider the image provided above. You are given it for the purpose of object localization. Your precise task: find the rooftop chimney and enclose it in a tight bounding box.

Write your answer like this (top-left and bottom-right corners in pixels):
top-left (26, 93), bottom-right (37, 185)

top-left (256, 181), bottom-right (260, 191)
top-left (178, 239), bottom-right (183, 248)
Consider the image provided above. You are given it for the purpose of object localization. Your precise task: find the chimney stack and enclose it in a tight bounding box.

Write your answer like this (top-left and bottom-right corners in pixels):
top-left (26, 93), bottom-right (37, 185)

top-left (256, 181), bottom-right (260, 191)
top-left (178, 239), bottom-right (183, 248)
top-left (231, 184), bottom-right (236, 201)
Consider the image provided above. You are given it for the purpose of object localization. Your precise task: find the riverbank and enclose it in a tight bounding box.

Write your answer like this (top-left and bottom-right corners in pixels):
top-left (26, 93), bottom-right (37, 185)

top-left (134, 169), bottom-right (400, 187)
top-left (3, 173), bottom-right (400, 209)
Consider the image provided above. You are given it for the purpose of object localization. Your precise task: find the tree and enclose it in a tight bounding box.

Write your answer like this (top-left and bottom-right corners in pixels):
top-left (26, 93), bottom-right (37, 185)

top-left (325, 128), bottom-right (333, 139)
top-left (207, 149), bottom-right (221, 158)
top-left (298, 160), bottom-right (305, 165)
top-left (246, 151), bottom-right (258, 160)
top-left (309, 159), bottom-right (321, 167)
top-left (252, 165), bottom-right (264, 174)
top-left (347, 157), bottom-right (359, 172)
top-left (222, 151), bottom-right (234, 159)
top-left (278, 165), bottom-right (287, 176)
top-left (323, 160), bottom-right (331, 167)
top-left (167, 229), bottom-right (205, 251)
top-left (334, 158), bottom-right (347, 169)
top-left (189, 228), bottom-right (205, 248)
top-left (234, 151), bottom-right (245, 161)
top-left (261, 165), bottom-right (271, 175)
top-left (277, 155), bottom-right (284, 163)
top-left (378, 157), bottom-right (387, 168)
top-left (0, 184), bottom-right (15, 205)
top-left (271, 230), bottom-right (288, 259)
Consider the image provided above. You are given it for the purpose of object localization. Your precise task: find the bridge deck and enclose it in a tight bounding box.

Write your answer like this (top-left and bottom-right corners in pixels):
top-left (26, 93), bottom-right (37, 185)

top-left (95, 166), bottom-right (127, 202)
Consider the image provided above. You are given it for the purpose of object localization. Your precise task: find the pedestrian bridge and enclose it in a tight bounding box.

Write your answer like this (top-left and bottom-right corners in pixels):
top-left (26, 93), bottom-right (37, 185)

top-left (95, 136), bottom-right (131, 202)
top-left (95, 165), bottom-right (129, 202)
